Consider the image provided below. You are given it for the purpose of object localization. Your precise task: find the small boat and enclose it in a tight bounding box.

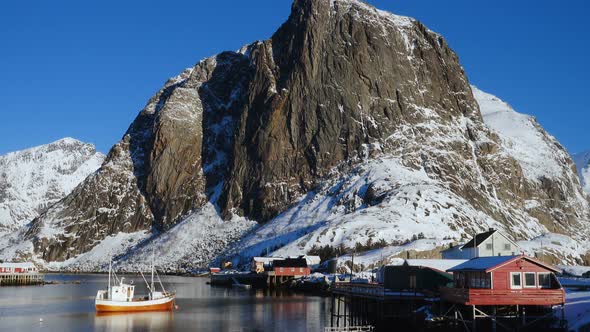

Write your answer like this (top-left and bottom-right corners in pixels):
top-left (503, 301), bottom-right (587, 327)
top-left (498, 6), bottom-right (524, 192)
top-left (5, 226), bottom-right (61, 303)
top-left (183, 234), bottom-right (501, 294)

top-left (95, 260), bottom-right (175, 312)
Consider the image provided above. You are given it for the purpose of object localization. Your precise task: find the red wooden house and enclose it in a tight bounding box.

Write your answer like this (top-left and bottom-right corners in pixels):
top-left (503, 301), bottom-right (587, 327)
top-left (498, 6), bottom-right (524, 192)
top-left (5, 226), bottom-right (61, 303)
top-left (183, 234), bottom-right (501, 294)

top-left (273, 257), bottom-right (310, 277)
top-left (441, 255), bottom-right (564, 306)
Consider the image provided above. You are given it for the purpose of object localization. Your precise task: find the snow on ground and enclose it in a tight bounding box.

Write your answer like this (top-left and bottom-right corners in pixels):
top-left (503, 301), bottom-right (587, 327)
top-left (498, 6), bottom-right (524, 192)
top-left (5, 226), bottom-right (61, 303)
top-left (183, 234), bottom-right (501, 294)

top-left (518, 233), bottom-right (590, 266)
top-left (46, 231), bottom-right (150, 271)
top-left (560, 266), bottom-right (590, 277)
top-left (332, 239), bottom-right (455, 270)
top-left (114, 203), bottom-right (257, 273)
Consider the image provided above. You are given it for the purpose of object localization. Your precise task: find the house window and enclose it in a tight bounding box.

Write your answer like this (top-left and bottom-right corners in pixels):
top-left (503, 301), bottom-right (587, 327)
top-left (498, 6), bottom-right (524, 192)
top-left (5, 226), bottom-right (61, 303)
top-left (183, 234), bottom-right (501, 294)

top-left (510, 272), bottom-right (522, 289)
top-left (280, 267), bottom-right (284, 273)
top-left (504, 244), bottom-right (511, 250)
top-left (538, 273), bottom-right (551, 288)
top-left (299, 267), bottom-right (303, 273)
top-left (486, 244), bottom-right (493, 250)
top-left (524, 272), bottom-right (536, 288)
top-left (291, 268), bottom-right (295, 272)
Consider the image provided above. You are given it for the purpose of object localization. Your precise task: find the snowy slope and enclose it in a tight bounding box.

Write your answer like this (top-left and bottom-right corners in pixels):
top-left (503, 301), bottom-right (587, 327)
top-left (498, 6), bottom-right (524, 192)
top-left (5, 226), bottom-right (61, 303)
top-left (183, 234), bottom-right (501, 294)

top-left (573, 150), bottom-right (590, 194)
top-left (473, 86), bottom-right (573, 182)
top-left (217, 87), bottom-right (590, 268)
top-left (0, 138), bottom-right (104, 233)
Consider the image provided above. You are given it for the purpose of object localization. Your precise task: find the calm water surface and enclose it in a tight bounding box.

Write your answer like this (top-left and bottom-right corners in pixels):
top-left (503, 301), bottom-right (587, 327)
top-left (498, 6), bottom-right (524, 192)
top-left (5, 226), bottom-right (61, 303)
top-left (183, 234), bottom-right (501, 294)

top-left (0, 274), bottom-right (330, 332)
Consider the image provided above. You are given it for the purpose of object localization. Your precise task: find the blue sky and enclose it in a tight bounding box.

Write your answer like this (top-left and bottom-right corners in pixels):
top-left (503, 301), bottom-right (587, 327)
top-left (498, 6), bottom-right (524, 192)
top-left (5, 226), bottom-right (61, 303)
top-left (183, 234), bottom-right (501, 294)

top-left (0, 0), bottom-right (588, 155)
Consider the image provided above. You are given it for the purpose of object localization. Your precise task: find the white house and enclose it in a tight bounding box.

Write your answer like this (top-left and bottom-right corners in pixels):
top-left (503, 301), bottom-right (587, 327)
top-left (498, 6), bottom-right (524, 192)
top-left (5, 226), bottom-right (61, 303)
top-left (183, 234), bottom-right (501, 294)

top-left (441, 229), bottom-right (521, 260)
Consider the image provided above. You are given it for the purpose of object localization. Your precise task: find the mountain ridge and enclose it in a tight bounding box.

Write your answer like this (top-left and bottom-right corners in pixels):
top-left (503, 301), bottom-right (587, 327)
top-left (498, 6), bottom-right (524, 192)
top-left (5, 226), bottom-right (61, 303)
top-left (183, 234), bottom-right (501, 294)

top-left (0, 138), bottom-right (105, 234)
top-left (1, 0), bottom-right (589, 270)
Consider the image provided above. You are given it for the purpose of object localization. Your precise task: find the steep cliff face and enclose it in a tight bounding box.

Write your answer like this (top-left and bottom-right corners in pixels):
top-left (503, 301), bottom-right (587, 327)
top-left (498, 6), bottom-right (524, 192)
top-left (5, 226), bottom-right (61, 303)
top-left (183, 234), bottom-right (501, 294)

top-left (12, 0), bottom-right (590, 267)
top-left (0, 138), bottom-right (104, 234)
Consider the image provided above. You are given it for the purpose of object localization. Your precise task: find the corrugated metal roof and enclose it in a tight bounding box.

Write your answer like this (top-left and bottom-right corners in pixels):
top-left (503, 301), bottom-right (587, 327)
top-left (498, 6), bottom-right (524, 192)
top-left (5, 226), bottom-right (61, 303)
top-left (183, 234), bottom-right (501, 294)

top-left (447, 256), bottom-right (518, 272)
top-left (446, 255), bottom-right (562, 273)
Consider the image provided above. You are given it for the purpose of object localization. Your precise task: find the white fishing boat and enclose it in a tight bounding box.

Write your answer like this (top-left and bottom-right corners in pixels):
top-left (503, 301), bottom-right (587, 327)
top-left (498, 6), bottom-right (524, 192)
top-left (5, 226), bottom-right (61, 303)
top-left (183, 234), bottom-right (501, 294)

top-left (95, 260), bottom-right (175, 312)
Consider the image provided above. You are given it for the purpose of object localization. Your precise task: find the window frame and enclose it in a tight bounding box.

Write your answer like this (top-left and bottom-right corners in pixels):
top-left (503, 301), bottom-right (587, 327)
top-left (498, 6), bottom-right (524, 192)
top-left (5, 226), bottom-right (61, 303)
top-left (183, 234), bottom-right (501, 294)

top-left (538, 272), bottom-right (551, 289)
top-left (523, 272), bottom-right (536, 288)
top-left (504, 243), bottom-right (511, 250)
top-left (510, 272), bottom-right (522, 289)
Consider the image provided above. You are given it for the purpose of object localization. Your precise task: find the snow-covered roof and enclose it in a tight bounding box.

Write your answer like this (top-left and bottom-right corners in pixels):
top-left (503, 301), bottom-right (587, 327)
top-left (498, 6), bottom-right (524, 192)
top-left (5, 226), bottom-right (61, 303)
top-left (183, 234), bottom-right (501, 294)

top-left (447, 255), bottom-right (561, 273)
top-left (252, 257), bottom-right (284, 263)
top-left (403, 259), bottom-right (467, 273)
top-left (0, 262), bottom-right (36, 269)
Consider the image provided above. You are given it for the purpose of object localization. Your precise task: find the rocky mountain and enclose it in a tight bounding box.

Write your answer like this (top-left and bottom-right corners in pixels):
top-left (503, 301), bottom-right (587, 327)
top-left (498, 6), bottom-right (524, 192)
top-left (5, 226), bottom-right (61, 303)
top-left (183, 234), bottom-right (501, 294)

top-left (0, 138), bottom-right (104, 234)
top-left (2, 0), bottom-right (589, 270)
top-left (573, 151), bottom-right (590, 194)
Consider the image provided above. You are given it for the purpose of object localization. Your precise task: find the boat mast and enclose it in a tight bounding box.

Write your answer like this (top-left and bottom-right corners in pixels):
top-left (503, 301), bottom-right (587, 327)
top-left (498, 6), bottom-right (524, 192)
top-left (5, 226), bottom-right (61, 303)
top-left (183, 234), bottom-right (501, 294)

top-left (108, 259), bottom-right (112, 298)
top-left (150, 250), bottom-right (155, 299)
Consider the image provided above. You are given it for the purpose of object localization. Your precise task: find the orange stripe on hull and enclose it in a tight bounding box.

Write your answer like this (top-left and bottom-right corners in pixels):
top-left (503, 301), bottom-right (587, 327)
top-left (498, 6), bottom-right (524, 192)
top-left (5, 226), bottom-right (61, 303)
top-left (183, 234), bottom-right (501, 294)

top-left (96, 299), bottom-right (174, 312)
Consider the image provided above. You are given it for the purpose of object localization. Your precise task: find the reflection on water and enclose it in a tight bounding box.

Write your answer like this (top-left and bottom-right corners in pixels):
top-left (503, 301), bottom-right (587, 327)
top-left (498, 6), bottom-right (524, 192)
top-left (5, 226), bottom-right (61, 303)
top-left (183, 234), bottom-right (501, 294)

top-left (94, 311), bottom-right (175, 331)
top-left (0, 274), bottom-right (329, 332)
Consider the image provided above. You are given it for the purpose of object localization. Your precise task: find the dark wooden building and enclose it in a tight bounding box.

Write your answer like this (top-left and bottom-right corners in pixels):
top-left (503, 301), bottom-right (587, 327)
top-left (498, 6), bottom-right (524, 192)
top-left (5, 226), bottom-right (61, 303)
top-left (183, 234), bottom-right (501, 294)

top-left (380, 259), bottom-right (466, 294)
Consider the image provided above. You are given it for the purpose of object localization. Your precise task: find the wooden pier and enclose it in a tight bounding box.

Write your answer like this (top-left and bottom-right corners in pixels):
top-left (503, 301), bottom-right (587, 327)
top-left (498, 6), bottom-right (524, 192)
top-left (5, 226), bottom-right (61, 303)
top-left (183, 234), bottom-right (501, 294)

top-left (0, 273), bottom-right (44, 286)
top-left (329, 283), bottom-right (428, 330)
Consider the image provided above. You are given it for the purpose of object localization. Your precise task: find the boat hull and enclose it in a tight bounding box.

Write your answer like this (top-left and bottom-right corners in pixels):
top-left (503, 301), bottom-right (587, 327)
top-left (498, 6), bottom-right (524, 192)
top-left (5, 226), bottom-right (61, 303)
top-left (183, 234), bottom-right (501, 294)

top-left (95, 295), bottom-right (175, 312)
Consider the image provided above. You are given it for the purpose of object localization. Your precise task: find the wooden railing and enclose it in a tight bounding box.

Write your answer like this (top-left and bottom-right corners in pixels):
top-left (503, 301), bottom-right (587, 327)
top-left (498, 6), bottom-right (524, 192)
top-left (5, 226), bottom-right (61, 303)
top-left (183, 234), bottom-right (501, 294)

top-left (332, 283), bottom-right (385, 297)
top-left (324, 326), bottom-right (374, 332)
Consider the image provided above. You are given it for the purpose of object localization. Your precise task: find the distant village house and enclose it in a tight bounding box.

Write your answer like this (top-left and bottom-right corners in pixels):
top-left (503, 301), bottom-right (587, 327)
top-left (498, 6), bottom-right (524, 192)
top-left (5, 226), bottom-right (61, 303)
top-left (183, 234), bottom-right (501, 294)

top-left (441, 228), bottom-right (521, 260)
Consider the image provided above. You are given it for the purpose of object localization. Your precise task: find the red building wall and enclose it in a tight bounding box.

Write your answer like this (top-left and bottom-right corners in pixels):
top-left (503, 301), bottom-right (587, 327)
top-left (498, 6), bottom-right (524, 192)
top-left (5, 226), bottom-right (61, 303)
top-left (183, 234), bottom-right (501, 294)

top-left (274, 267), bottom-right (310, 276)
top-left (492, 259), bottom-right (551, 291)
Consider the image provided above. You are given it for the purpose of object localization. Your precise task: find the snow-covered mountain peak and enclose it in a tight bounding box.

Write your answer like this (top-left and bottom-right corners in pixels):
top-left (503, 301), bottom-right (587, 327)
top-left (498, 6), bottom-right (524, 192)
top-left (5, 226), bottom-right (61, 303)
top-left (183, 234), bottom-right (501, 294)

top-left (0, 138), bottom-right (105, 233)
top-left (573, 150), bottom-right (590, 194)
top-left (473, 85), bottom-right (575, 183)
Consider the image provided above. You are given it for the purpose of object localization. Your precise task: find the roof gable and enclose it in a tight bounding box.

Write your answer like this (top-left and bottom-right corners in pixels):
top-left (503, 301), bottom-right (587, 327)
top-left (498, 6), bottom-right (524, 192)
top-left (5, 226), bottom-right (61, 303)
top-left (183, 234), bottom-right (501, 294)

top-left (461, 230), bottom-right (496, 249)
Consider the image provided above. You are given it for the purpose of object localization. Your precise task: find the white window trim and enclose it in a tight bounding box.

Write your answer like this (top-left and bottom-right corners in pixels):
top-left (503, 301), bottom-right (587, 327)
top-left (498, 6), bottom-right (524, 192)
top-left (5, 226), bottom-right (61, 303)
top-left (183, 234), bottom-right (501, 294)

top-left (510, 272), bottom-right (522, 289)
top-left (523, 272), bottom-right (536, 288)
top-left (538, 272), bottom-right (551, 288)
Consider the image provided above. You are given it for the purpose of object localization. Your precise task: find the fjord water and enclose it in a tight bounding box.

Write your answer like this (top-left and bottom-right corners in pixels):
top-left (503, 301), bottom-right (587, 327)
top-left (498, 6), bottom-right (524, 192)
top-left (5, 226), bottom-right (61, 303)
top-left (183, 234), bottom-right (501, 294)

top-left (0, 274), bottom-right (330, 331)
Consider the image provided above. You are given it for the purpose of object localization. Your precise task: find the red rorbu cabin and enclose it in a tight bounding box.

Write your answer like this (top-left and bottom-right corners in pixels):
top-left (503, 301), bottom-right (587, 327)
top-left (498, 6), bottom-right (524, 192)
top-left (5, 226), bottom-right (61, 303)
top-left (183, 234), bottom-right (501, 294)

top-left (273, 257), bottom-right (310, 277)
top-left (441, 255), bottom-right (564, 306)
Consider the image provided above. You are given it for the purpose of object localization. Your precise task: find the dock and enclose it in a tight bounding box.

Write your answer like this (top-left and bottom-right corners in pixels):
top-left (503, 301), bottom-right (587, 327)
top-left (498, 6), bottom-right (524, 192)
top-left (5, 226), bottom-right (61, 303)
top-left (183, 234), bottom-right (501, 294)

top-left (0, 273), bottom-right (44, 286)
top-left (329, 282), bottom-right (428, 330)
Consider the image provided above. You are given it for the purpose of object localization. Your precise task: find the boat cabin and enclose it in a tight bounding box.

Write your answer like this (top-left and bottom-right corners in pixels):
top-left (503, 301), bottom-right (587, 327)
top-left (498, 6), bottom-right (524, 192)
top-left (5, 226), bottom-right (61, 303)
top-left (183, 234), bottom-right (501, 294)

top-left (96, 277), bottom-right (136, 302)
top-left (441, 255), bottom-right (564, 306)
